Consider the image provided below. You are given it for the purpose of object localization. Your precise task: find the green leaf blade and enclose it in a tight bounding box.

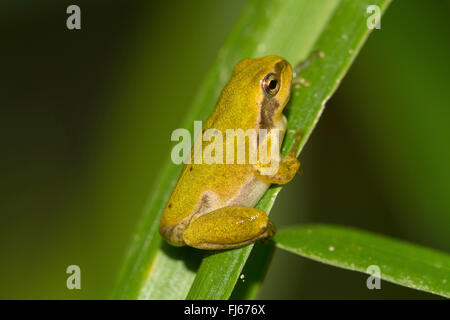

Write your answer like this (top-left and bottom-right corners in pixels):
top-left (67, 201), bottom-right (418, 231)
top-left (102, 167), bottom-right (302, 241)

top-left (186, 0), bottom-right (391, 300)
top-left (113, 0), bottom-right (392, 300)
top-left (275, 224), bottom-right (450, 298)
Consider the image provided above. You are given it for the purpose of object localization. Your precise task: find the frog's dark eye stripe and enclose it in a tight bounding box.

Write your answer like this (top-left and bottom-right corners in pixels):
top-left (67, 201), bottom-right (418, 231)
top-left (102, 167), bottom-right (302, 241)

top-left (262, 73), bottom-right (280, 97)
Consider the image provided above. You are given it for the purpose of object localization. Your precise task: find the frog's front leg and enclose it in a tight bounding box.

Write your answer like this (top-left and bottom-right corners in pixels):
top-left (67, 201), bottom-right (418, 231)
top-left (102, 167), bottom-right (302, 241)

top-left (254, 153), bottom-right (300, 185)
top-left (254, 126), bottom-right (302, 184)
top-left (182, 206), bottom-right (275, 250)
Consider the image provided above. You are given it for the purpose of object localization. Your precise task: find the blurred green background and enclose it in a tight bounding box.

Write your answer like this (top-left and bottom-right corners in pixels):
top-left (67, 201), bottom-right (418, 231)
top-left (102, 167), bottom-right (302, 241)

top-left (1, 0), bottom-right (449, 299)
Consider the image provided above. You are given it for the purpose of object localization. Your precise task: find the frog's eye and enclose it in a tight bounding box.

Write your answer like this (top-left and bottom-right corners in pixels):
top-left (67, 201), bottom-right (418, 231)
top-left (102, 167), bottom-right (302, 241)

top-left (262, 73), bottom-right (280, 97)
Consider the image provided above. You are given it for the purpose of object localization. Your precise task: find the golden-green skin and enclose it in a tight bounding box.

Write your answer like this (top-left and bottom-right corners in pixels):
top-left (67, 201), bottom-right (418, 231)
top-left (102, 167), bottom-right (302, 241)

top-left (159, 55), bottom-right (296, 250)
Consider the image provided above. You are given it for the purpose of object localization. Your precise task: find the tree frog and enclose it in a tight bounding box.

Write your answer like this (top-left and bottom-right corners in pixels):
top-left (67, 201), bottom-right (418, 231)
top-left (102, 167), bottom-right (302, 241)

top-left (159, 55), bottom-right (300, 250)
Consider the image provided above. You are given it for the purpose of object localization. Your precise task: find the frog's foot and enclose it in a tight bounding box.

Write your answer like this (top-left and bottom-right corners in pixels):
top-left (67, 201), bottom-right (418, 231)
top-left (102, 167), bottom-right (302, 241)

top-left (255, 153), bottom-right (300, 185)
top-left (182, 206), bottom-right (276, 250)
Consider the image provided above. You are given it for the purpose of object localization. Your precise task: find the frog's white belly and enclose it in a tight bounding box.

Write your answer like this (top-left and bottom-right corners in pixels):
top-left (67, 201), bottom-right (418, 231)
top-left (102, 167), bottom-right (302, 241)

top-left (192, 177), bottom-right (267, 215)
top-left (226, 177), bottom-right (270, 207)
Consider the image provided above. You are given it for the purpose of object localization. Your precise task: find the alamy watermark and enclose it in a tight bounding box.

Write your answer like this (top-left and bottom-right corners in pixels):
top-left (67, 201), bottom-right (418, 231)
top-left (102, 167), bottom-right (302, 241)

top-left (366, 265), bottom-right (381, 290)
top-left (171, 121), bottom-right (282, 176)
top-left (66, 5), bottom-right (81, 30)
top-left (66, 265), bottom-right (81, 290)
top-left (367, 5), bottom-right (381, 30)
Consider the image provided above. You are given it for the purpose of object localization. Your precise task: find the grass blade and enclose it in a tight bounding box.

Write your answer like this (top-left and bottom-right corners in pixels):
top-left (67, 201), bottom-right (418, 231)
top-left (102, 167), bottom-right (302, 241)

top-left (186, 0), bottom-right (391, 299)
top-left (112, 0), bottom-right (341, 299)
top-left (275, 224), bottom-right (450, 297)
top-left (113, 0), bottom-right (391, 299)
top-left (229, 242), bottom-right (275, 300)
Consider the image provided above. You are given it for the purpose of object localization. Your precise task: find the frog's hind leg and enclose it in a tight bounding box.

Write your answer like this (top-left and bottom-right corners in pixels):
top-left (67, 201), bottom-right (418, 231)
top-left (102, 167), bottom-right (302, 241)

top-left (182, 206), bottom-right (275, 250)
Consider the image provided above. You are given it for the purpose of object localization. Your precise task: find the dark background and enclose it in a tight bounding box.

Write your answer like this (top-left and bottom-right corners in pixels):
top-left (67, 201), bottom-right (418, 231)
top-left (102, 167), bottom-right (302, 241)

top-left (1, 0), bottom-right (449, 299)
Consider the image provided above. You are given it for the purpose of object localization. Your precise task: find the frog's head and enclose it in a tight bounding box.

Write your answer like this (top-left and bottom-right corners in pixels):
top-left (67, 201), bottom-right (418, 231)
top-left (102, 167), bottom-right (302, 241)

top-left (230, 55), bottom-right (293, 129)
